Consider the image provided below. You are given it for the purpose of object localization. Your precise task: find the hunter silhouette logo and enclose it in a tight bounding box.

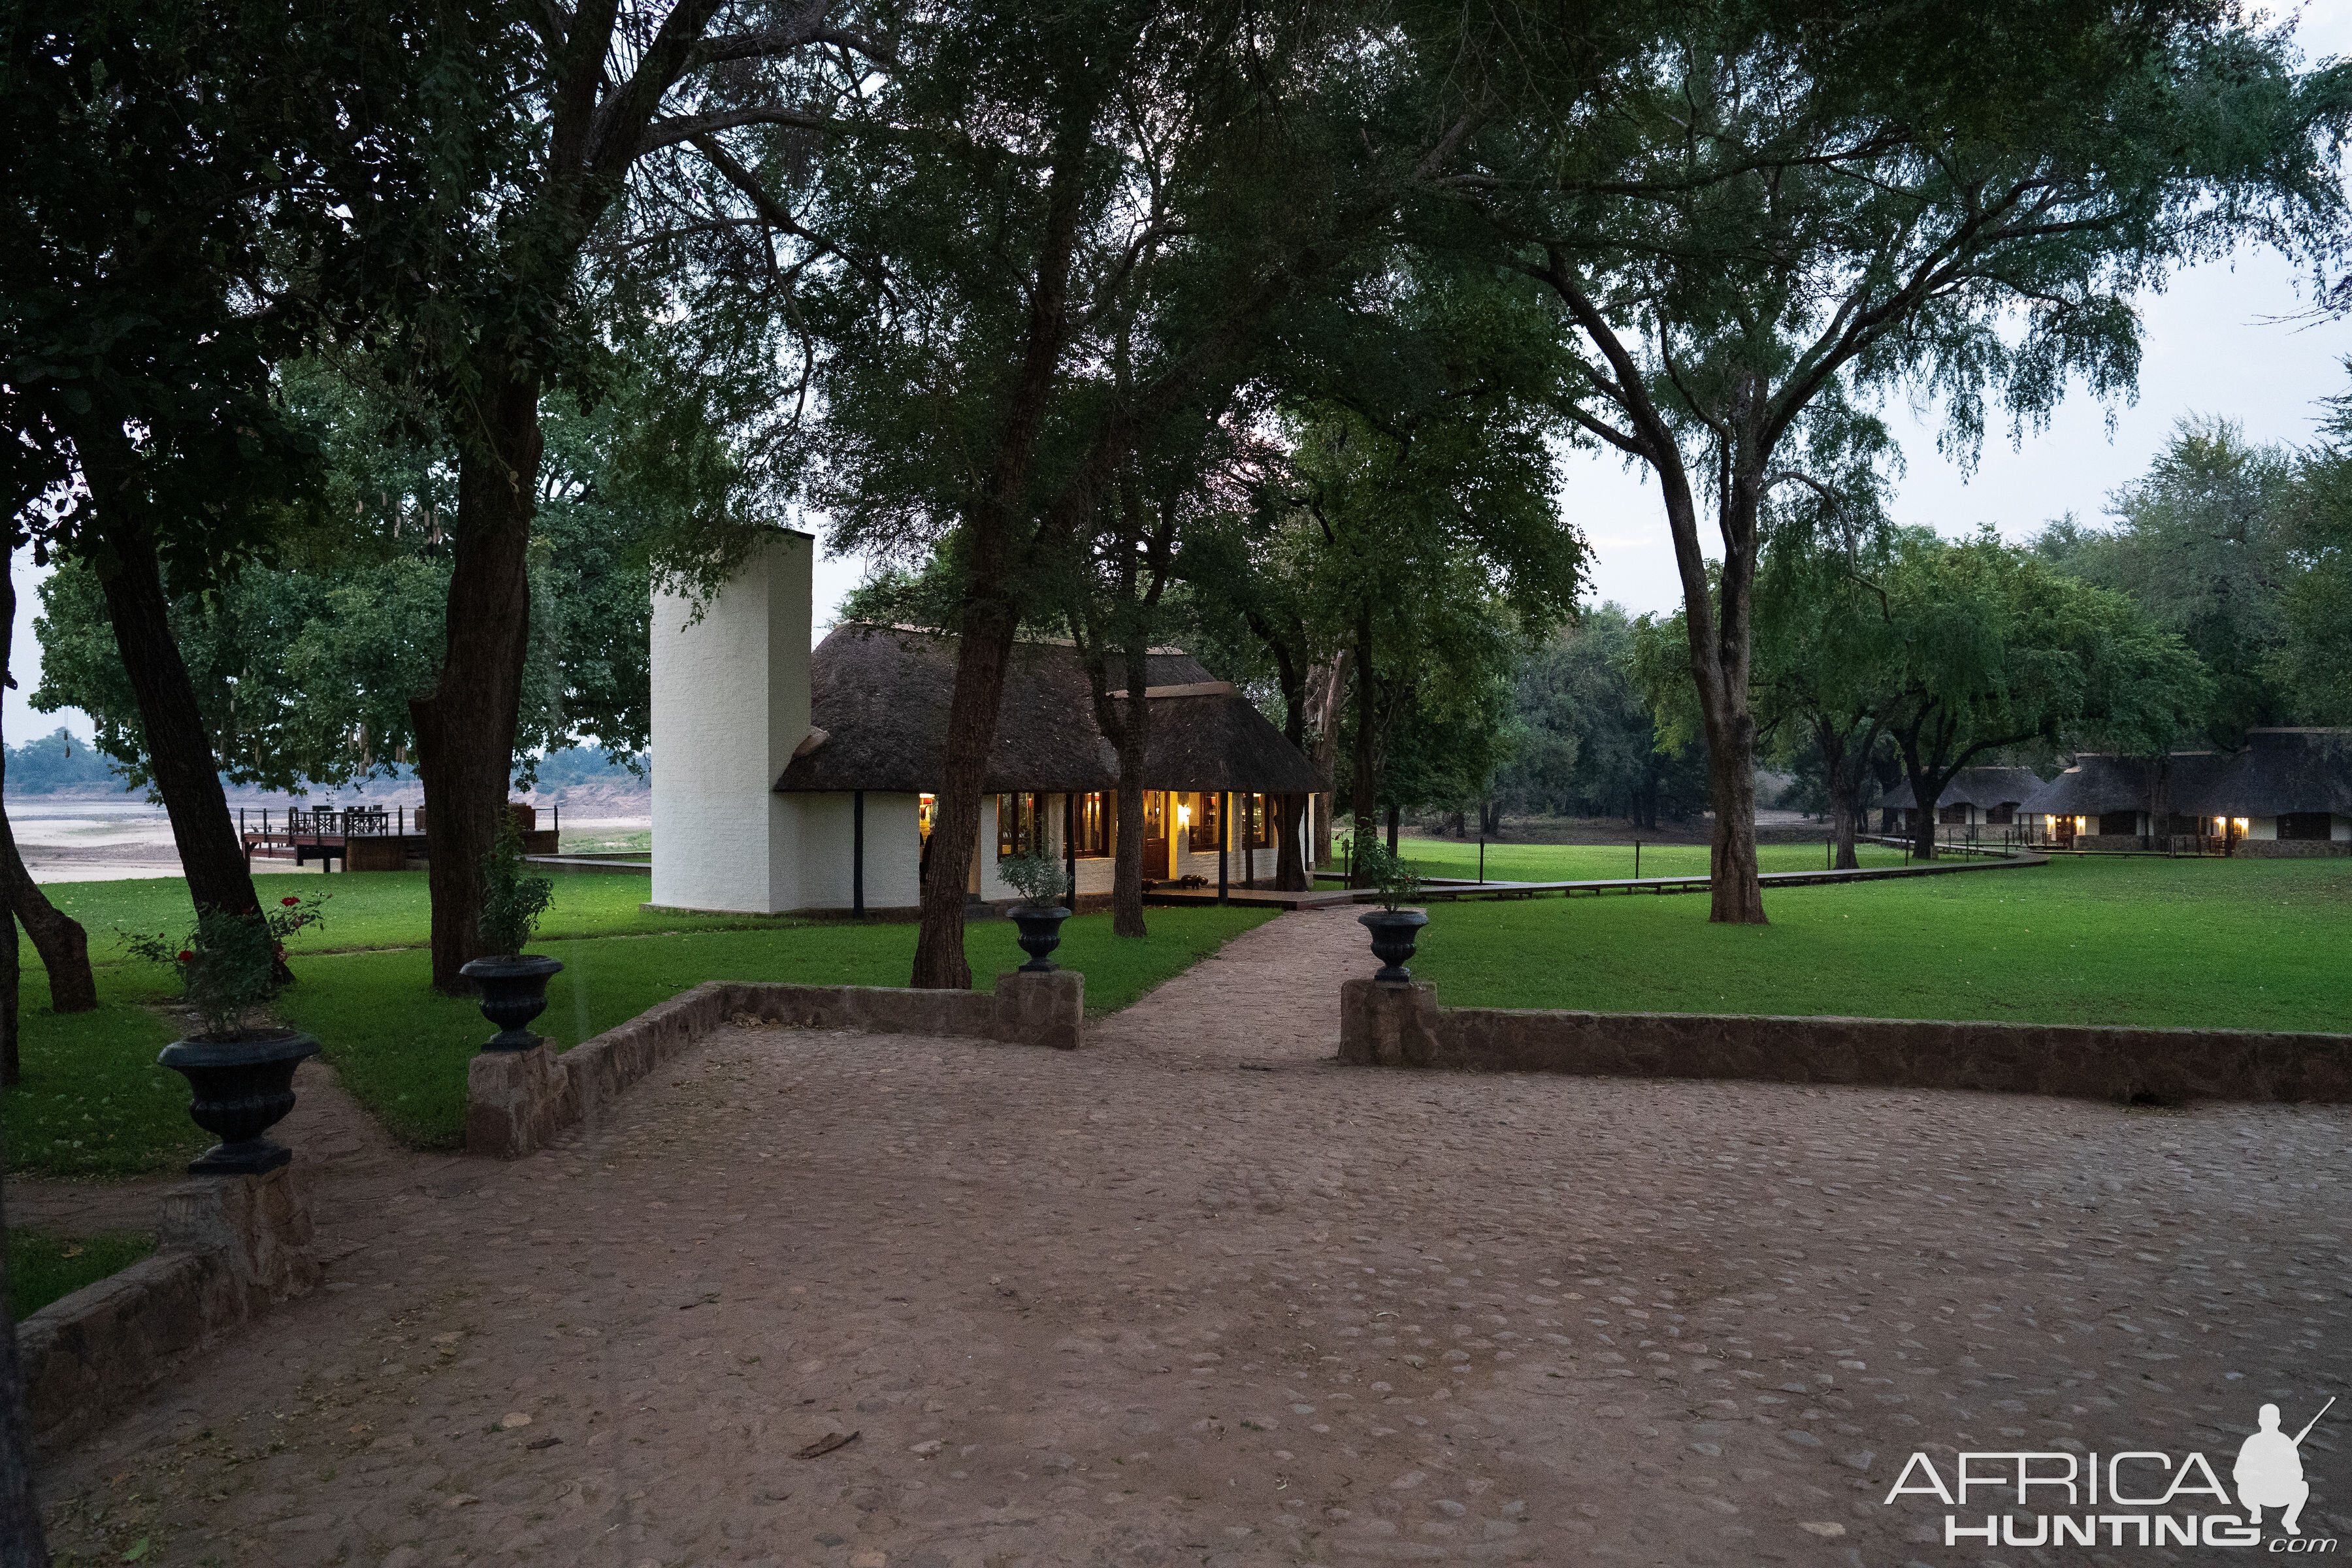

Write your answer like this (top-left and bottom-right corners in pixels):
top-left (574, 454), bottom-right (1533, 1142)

top-left (1882, 1396), bottom-right (2338, 1550)
top-left (2238, 1398), bottom-right (2333, 1537)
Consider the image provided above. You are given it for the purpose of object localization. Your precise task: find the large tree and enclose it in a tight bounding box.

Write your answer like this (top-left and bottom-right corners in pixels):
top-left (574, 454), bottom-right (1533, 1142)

top-left (2269, 382), bottom-right (2352, 724)
top-left (3, 0), bottom-right (448, 926)
top-left (351, 1), bottom-right (877, 988)
top-left (2036, 417), bottom-right (2299, 742)
top-left (1442, 0), bottom-right (2351, 920)
top-left (797, 0), bottom-right (1418, 988)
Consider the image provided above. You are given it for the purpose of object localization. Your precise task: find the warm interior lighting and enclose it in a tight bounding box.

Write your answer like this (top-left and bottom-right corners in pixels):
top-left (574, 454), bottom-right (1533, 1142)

top-left (1177, 804), bottom-right (1191, 825)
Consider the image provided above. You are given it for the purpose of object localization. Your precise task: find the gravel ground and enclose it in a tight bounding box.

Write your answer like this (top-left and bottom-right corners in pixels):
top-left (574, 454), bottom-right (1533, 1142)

top-left (29, 908), bottom-right (2352, 1567)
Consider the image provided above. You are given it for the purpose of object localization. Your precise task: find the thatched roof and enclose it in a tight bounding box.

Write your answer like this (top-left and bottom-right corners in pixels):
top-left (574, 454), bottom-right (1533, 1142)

top-left (1880, 766), bottom-right (2046, 812)
top-left (2023, 730), bottom-right (2352, 817)
top-left (774, 623), bottom-right (1320, 796)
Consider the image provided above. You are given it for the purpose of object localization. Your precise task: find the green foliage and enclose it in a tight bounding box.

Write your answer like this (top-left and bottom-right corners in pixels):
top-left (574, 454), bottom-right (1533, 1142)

top-left (2, 727), bottom-right (123, 794)
top-left (1515, 607), bottom-right (1711, 826)
top-left (997, 851), bottom-right (1071, 910)
top-left (1349, 837), bottom-right (1423, 911)
top-left (478, 815), bottom-right (553, 956)
top-left (29, 355), bottom-right (711, 791)
top-left (2275, 384), bottom-right (2352, 722)
top-left (121, 894), bottom-right (327, 1040)
top-left (1407, 857), bottom-right (2352, 1035)
top-left (2, 0), bottom-right (464, 567)
top-left (8, 1231), bottom-right (157, 1322)
top-left (2035, 418), bottom-right (2300, 742)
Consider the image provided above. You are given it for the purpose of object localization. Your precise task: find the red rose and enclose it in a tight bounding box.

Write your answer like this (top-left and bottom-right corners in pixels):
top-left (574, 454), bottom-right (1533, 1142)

top-left (176, 950), bottom-right (194, 962)
top-left (282, 896), bottom-right (301, 906)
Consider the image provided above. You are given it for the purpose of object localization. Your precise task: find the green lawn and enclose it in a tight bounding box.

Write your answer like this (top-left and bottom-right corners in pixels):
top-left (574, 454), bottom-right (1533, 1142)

top-left (9, 872), bottom-right (1274, 1168)
top-left (1337, 835), bottom-right (1912, 884)
top-left (1406, 854), bottom-right (2352, 1032)
top-left (7, 1230), bottom-right (155, 1320)
top-left (43, 868), bottom-right (789, 961)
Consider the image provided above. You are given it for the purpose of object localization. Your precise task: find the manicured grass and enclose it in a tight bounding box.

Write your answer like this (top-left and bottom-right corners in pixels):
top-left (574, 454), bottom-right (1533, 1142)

top-left (1407, 854), bottom-right (2352, 1032)
top-left (7, 1230), bottom-right (156, 1321)
top-left (6, 960), bottom-right (203, 1179)
top-left (1335, 835), bottom-right (1911, 885)
top-left (36, 869), bottom-right (800, 973)
top-left (274, 904), bottom-right (1277, 1150)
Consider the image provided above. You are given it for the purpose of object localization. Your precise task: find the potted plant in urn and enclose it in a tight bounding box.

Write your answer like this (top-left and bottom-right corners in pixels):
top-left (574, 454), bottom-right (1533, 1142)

top-left (998, 849), bottom-right (1073, 972)
top-left (130, 893), bottom-right (330, 1173)
top-left (459, 813), bottom-right (561, 1050)
top-left (1352, 838), bottom-right (1428, 983)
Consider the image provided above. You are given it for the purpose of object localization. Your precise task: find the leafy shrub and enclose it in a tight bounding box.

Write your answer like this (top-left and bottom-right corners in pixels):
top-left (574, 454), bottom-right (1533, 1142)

top-left (1351, 838), bottom-right (1422, 911)
top-left (998, 849), bottom-right (1071, 909)
top-left (123, 893), bottom-right (328, 1039)
top-left (480, 812), bottom-right (555, 955)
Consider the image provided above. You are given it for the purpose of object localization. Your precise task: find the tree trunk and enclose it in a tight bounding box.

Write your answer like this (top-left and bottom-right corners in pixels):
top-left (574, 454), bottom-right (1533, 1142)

top-left (1249, 615), bottom-right (1312, 892)
top-left (1105, 641), bottom-right (1151, 938)
top-left (1349, 610), bottom-right (1378, 880)
top-left (1306, 650), bottom-right (1347, 871)
top-left (911, 602), bottom-right (1017, 988)
top-left (1274, 794), bottom-right (1307, 891)
top-left (0, 572), bottom-right (94, 1017)
top-left (1, 855), bottom-right (15, 1090)
top-left (1818, 719), bottom-right (1862, 872)
top-left (85, 514), bottom-right (263, 924)
top-left (0, 836), bottom-right (91, 1014)
top-left (408, 366), bottom-right (541, 990)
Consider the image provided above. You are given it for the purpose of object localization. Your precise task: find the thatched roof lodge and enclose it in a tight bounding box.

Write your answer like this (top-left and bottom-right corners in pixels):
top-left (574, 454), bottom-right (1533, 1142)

top-left (647, 533), bottom-right (1324, 915)
top-left (775, 625), bottom-right (1318, 797)
top-left (1878, 766), bottom-right (2046, 828)
top-left (2023, 729), bottom-right (2352, 853)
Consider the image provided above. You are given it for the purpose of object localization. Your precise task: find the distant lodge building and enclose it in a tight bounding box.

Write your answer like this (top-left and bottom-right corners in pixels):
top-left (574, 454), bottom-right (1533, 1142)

top-left (1878, 767), bottom-right (2044, 833)
top-left (649, 532), bottom-right (1321, 915)
top-left (2023, 730), bottom-right (2352, 854)
top-left (1878, 732), bottom-right (2351, 854)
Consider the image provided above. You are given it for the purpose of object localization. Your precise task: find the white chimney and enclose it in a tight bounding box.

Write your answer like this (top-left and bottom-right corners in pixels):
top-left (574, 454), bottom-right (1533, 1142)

top-left (648, 530), bottom-right (815, 912)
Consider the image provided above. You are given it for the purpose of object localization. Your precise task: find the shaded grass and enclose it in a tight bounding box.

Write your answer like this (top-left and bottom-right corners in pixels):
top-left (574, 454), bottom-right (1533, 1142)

top-left (7, 1230), bottom-right (156, 1321)
top-left (1331, 835), bottom-right (1911, 885)
top-left (6, 961), bottom-right (203, 1180)
top-left (275, 904), bottom-right (1275, 1150)
top-left (1408, 855), bottom-right (2352, 1032)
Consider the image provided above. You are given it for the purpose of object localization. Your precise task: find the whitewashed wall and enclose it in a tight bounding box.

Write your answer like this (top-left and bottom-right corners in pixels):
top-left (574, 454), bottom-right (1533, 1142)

top-left (649, 532), bottom-right (813, 913)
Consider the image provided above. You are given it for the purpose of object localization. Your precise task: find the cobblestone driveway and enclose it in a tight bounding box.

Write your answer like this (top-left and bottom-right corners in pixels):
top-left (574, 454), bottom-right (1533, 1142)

top-left (34, 909), bottom-right (2352, 1566)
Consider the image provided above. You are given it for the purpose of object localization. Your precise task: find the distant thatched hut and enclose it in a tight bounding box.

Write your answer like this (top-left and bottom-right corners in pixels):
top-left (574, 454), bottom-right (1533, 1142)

top-left (647, 532), bottom-right (1321, 915)
top-left (1876, 766), bottom-right (2046, 835)
top-left (2022, 730), bottom-right (2352, 854)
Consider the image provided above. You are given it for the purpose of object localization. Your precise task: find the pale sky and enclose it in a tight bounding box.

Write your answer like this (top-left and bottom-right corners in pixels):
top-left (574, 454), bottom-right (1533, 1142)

top-left (14, 0), bottom-right (2352, 747)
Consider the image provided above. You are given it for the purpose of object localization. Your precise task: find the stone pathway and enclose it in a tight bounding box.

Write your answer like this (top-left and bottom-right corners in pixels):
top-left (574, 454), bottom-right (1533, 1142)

top-left (29, 909), bottom-right (2352, 1566)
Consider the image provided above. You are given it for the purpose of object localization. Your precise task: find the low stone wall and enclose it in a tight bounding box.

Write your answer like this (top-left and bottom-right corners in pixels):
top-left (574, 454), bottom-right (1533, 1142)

top-left (1339, 980), bottom-right (2352, 1105)
top-left (468, 970), bottom-right (1085, 1159)
top-left (2236, 839), bottom-right (2351, 858)
top-left (17, 1166), bottom-right (319, 1455)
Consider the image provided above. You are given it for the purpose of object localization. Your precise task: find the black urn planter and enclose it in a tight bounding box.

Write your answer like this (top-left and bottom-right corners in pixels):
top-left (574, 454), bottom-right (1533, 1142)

top-left (459, 954), bottom-right (566, 1051)
top-left (1358, 907), bottom-right (1429, 983)
top-left (156, 1029), bottom-right (321, 1175)
top-left (1011, 906), bottom-right (1072, 972)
